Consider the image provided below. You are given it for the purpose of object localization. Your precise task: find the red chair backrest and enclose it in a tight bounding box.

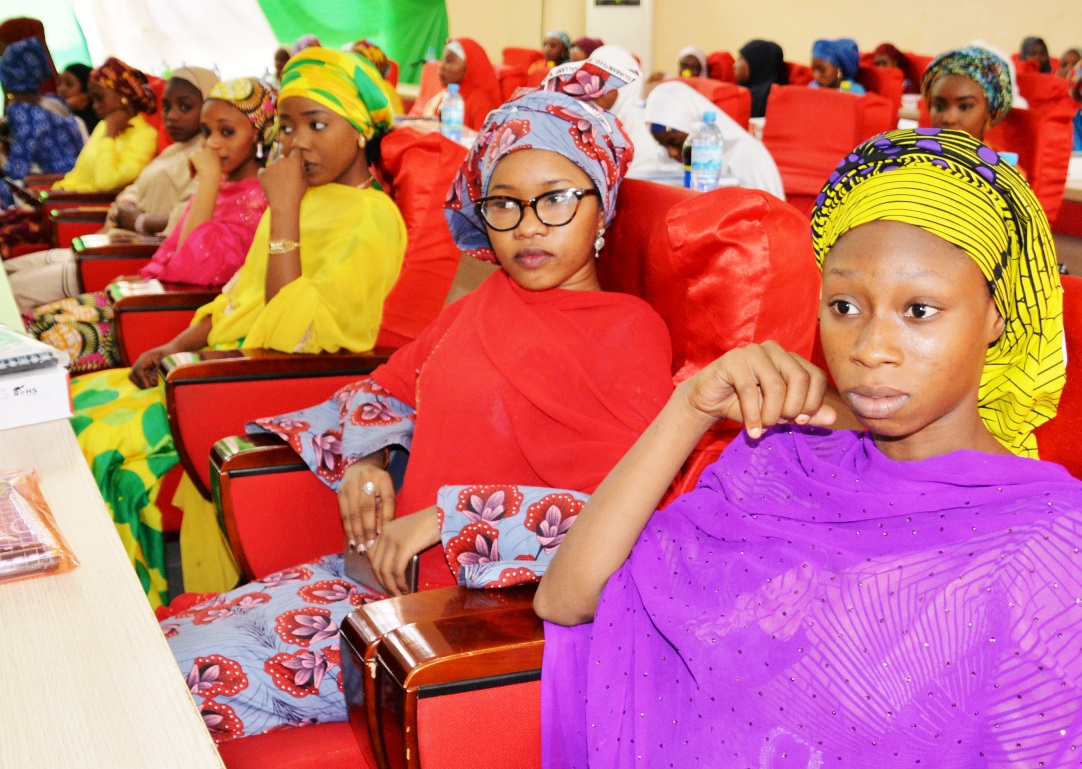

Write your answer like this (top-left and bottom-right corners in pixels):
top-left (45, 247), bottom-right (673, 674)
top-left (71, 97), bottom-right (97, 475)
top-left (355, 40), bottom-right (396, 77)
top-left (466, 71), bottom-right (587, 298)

top-left (707, 51), bottom-right (735, 82)
top-left (856, 64), bottom-right (904, 115)
top-left (496, 64), bottom-right (528, 101)
top-left (1034, 274), bottom-right (1082, 478)
top-left (407, 60), bottom-right (442, 117)
top-left (666, 77), bottom-right (752, 129)
top-left (600, 179), bottom-right (820, 494)
top-left (146, 75), bottom-right (171, 154)
top-left (384, 59), bottom-right (399, 87)
top-left (502, 46), bottom-right (543, 69)
top-left (374, 129), bottom-right (468, 348)
top-left (907, 52), bottom-right (934, 80)
top-left (762, 86), bottom-right (894, 214)
top-left (786, 61), bottom-right (814, 86)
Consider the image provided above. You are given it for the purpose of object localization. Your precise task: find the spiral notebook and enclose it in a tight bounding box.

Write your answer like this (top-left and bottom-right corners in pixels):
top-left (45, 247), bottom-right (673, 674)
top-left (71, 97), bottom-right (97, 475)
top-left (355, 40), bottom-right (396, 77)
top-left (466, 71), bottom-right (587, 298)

top-left (0, 325), bottom-right (71, 431)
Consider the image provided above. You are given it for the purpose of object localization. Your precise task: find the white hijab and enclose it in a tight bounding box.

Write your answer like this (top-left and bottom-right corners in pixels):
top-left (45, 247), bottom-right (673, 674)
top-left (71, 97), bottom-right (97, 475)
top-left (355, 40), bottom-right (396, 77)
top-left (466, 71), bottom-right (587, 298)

top-left (542, 44), bottom-right (671, 177)
top-left (644, 81), bottom-right (785, 199)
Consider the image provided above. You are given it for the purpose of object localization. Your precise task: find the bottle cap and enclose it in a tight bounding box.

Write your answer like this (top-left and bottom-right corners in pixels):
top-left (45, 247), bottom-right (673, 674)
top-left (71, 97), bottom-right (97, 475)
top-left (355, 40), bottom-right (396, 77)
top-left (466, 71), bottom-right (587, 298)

top-left (448, 83), bottom-right (459, 94)
top-left (703, 110), bottom-right (717, 123)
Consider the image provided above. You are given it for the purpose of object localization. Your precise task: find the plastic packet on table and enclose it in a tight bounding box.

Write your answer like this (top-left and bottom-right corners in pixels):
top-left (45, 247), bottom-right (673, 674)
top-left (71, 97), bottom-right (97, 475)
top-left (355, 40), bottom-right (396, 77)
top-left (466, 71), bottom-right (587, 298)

top-left (0, 469), bottom-right (78, 584)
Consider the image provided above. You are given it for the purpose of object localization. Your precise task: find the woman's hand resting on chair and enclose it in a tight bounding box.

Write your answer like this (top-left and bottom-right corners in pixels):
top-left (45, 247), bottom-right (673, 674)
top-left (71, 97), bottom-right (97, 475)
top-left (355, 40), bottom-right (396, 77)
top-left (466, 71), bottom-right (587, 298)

top-left (339, 460), bottom-right (440, 596)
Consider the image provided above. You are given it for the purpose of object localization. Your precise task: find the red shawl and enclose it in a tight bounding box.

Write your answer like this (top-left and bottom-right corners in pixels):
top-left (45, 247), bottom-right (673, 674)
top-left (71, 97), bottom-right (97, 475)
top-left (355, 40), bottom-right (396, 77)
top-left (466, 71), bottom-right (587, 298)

top-left (371, 271), bottom-right (673, 588)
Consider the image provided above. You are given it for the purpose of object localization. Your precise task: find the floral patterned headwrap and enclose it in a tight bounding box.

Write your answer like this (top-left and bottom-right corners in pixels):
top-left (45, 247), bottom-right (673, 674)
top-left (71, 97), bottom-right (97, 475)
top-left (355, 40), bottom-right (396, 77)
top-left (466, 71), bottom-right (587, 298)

top-left (90, 57), bottom-right (156, 114)
top-left (351, 39), bottom-right (389, 78)
top-left (279, 47), bottom-right (392, 140)
top-left (444, 86), bottom-right (633, 263)
top-left (811, 127), bottom-right (1065, 457)
top-left (207, 78), bottom-right (278, 157)
top-left (921, 46), bottom-right (1013, 126)
top-left (0, 36), bottom-right (50, 92)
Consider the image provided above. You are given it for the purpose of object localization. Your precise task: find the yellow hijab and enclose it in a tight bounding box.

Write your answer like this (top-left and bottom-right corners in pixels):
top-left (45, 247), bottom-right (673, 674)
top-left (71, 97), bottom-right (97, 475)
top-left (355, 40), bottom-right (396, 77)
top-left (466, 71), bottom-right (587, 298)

top-left (811, 128), bottom-right (1065, 457)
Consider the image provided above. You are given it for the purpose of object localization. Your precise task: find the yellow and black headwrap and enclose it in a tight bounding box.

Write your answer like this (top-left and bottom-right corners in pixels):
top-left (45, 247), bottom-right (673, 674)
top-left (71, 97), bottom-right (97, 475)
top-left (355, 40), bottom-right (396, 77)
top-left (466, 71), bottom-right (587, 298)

top-left (278, 46), bottom-right (393, 140)
top-left (811, 127), bottom-right (1065, 457)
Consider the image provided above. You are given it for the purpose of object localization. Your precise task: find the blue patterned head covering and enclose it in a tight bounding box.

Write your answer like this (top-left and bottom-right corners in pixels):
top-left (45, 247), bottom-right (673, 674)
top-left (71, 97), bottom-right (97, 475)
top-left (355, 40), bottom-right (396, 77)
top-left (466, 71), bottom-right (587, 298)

top-left (921, 46), bottom-right (1013, 126)
top-left (444, 86), bottom-right (633, 263)
top-left (811, 38), bottom-right (860, 81)
top-left (0, 37), bottom-right (51, 92)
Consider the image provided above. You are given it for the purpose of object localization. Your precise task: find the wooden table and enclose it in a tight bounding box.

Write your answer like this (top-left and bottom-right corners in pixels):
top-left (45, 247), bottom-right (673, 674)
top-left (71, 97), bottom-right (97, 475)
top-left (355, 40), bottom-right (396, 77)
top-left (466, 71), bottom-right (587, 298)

top-left (0, 419), bottom-right (223, 768)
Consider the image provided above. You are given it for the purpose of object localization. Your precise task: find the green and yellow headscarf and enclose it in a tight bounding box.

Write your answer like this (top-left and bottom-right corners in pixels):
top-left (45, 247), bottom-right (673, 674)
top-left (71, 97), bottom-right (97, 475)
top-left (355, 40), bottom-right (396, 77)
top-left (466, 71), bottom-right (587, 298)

top-left (811, 127), bottom-right (1065, 458)
top-left (278, 46), bottom-right (393, 140)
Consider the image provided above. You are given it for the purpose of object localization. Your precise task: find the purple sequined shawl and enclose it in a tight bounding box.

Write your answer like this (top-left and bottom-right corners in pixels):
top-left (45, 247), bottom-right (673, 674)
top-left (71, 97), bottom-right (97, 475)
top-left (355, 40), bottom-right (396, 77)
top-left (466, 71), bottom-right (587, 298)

top-left (542, 426), bottom-right (1082, 768)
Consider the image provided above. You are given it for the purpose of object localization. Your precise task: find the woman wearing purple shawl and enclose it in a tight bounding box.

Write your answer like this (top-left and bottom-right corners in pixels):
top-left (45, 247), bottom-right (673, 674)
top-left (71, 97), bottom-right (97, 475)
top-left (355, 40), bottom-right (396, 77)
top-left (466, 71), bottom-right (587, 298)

top-left (536, 127), bottom-right (1082, 767)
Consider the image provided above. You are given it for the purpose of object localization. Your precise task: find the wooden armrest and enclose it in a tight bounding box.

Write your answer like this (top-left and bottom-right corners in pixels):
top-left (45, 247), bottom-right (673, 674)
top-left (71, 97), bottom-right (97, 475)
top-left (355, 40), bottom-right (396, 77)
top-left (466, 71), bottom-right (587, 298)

top-left (112, 287), bottom-right (219, 311)
top-left (211, 432), bottom-right (298, 472)
top-left (50, 206), bottom-right (110, 223)
top-left (162, 347), bottom-right (394, 498)
top-left (161, 347), bottom-right (394, 383)
top-left (38, 188), bottom-right (119, 206)
top-left (23, 172), bottom-right (64, 187)
top-left (74, 232), bottom-right (163, 256)
top-left (342, 586), bottom-right (542, 768)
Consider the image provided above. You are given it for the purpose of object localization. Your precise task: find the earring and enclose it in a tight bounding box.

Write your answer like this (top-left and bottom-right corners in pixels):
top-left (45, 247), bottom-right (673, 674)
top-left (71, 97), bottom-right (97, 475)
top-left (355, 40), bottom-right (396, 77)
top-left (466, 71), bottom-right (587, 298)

top-left (256, 143), bottom-right (264, 160)
top-left (357, 134), bottom-right (367, 150)
top-left (120, 96), bottom-right (129, 105)
top-left (594, 228), bottom-right (606, 258)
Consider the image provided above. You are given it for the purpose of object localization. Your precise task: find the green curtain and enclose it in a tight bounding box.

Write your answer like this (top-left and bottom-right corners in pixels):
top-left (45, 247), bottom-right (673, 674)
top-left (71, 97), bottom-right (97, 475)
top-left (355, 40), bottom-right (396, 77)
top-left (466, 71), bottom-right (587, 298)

top-left (256, 0), bottom-right (447, 84)
top-left (0, 1), bottom-right (90, 69)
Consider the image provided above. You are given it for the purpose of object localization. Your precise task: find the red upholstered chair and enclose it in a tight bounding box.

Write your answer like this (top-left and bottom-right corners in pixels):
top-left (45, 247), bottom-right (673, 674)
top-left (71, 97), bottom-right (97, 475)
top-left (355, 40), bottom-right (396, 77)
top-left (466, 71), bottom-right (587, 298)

top-left (3, 176), bottom-right (120, 258)
top-left (384, 60), bottom-right (399, 87)
top-left (907, 52), bottom-right (933, 80)
top-left (707, 50), bottom-right (735, 82)
top-left (1033, 274), bottom-right (1082, 476)
top-left (501, 47), bottom-right (543, 70)
top-left (495, 64), bottom-right (528, 102)
top-left (855, 64), bottom-right (904, 115)
top-left (72, 232), bottom-right (162, 294)
top-left (407, 61), bottom-right (442, 117)
top-left (204, 181), bottom-right (821, 768)
top-left (667, 77), bottom-right (752, 129)
top-left (761, 86), bottom-right (895, 215)
top-left (785, 61), bottom-right (814, 86)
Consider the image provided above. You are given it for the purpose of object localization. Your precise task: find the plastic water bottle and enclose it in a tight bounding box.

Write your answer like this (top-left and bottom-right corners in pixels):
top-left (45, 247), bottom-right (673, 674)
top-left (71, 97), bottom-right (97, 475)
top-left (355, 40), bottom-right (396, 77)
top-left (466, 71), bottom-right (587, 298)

top-left (689, 111), bottom-right (724, 191)
top-left (440, 84), bottom-right (465, 143)
top-left (425, 46), bottom-right (437, 62)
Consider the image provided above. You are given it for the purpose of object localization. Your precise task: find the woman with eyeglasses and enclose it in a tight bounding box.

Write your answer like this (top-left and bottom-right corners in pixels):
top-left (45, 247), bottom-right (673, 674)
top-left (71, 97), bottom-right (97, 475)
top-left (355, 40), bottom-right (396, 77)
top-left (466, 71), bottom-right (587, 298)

top-left (161, 85), bottom-right (674, 743)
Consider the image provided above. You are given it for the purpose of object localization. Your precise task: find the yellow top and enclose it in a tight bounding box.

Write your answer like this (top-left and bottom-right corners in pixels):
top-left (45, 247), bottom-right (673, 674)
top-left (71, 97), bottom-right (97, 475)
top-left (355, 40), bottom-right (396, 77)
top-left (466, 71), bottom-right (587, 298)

top-left (53, 113), bottom-right (159, 192)
top-left (194, 182), bottom-right (407, 353)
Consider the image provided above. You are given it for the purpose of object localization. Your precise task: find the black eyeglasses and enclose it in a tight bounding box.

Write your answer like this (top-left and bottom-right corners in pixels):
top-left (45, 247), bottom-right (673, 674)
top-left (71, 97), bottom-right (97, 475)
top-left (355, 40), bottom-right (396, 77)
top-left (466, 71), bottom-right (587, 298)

top-left (475, 188), bottom-right (599, 231)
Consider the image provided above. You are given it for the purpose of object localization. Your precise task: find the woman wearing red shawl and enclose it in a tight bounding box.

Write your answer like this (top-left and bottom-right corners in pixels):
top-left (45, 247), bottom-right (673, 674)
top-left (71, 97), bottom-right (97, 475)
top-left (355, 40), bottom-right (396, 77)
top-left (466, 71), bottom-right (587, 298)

top-left (536, 128), bottom-right (1082, 767)
top-left (412, 37), bottom-right (501, 131)
top-left (161, 83), bottom-right (673, 744)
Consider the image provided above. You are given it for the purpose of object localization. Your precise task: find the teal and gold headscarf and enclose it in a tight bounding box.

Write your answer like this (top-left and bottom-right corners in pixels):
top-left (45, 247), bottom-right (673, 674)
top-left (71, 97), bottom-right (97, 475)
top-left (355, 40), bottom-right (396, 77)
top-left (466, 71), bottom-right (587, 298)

top-left (811, 127), bottom-right (1064, 458)
top-left (278, 47), bottom-right (393, 139)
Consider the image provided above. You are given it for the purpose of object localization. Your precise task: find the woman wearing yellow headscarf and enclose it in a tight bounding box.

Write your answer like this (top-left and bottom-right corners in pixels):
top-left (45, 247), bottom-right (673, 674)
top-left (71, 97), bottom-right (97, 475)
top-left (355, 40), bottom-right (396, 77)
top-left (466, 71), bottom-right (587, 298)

top-left (538, 128), bottom-right (1081, 767)
top-left (69, 49), bottom-right (407, 607)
